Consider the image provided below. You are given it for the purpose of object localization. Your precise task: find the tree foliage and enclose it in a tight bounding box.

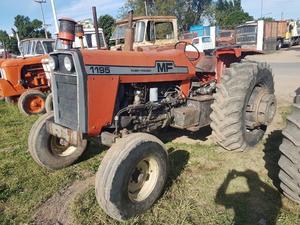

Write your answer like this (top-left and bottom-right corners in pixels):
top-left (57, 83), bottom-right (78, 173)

top-left (120, 0), bottom-right (253, 31)
top-left (0, 15), bottom-right (50, 55)
top-left (98, 15), bottom-right (116, 45)
top-left (215, 0), bottom-right (253, 28)
top-left (120, 0), bottom-right (213, 31)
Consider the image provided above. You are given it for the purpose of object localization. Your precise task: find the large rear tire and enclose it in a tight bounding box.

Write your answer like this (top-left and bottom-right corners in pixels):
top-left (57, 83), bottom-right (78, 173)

top-left (278, 102), bottom-right (300, 203)
top-left (210, 61), bottom-right (276, 151)
top-left (95, 133), bottom-right (168, 221)
top-left (28, 112), bottom-right (87, 170)
top-left (18, 90), bottom-right (46, 115)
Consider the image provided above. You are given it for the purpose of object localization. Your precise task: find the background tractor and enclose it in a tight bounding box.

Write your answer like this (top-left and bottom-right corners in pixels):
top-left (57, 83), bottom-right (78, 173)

top-left (0, 38), bottom-right (55, 115)
top-left (277, 89), bottom-right (300, 203)
top-left (28, 16), bottom-right (277, 221)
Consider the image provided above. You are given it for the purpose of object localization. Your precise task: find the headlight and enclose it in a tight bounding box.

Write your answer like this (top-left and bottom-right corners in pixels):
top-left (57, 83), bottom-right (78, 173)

top-left (48, 56), bottom-right (58, 71)
top-left (64, 56), bottom-right (74, 72)
top-left (0, 68), bottom-right (6, 79)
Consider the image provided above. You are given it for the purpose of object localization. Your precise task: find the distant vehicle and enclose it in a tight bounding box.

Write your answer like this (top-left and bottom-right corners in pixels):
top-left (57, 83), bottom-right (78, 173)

top-left (236, 20), bottom-right (300, 51)
top-left (73, 28), bottom-right (107, 49)
top-left (110, 16), bottom-right (179, 51)
top-left (0, 38), bottom-right (54, 115)
top-left (216, 30), bottom-right (236, 46)
top-left (185, 36), bottom-right (214, 52)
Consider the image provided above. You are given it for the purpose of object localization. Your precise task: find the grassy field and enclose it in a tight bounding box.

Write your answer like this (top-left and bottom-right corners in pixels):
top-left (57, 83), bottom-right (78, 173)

top-left (0, 101), bottom-right (300, 225)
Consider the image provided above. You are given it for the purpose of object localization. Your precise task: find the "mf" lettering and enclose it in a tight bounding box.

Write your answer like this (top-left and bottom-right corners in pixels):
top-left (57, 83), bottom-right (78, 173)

top-left (157, 62), bottom-right (174, 73)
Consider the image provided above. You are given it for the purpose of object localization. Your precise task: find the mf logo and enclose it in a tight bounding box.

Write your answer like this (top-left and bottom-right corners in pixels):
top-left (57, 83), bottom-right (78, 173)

top-left (157, 62), bottom-right (174, 73)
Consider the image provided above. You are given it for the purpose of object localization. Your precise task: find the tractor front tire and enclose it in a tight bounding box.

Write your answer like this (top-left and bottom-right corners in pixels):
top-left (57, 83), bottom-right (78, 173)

top-left (95, 133), bottom-right (168, 221)
top-left (210, 61), bottom-right (276, 151)
top-left (278, 102), bottom-right (300, 203)
top-left (28, 112), bottom-right (87, 170)
top-left (18, 90), bottom-right (46, 115)
top-left (45, 93), bottom-right (53, 113)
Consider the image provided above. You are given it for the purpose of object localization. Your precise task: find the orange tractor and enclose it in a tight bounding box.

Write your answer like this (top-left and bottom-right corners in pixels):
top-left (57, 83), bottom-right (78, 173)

top-left (28, 15), bottom-right (277, 221)
top-left (0, 38), bottom-right (55, 115)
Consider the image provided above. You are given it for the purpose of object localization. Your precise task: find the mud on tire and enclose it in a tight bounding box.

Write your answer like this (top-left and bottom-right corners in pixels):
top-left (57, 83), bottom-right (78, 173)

top-left (278, 103), bottom-right (300, 203)
top-left (28, 112), bottom-right (87, 170)
top-left (210, 61), bottom-right (276, 151)
top-left (95, 133), bottom-right (168, 221)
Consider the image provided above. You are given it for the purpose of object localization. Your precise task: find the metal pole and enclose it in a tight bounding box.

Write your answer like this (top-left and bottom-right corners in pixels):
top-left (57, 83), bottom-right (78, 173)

top-left (34, 0), bottom-right (48, 39)
top-left (92, 7), bottom-right (101, 50)
top-left (144, 1), bottom-right (148, 16)
top-left (260, 0), bottom-right (263, 18)
top-left (50, 0), bottom-right (59, 34)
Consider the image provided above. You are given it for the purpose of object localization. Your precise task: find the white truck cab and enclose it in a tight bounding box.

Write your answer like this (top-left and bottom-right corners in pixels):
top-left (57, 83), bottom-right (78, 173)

top-left (186, 36), bottom-right (214, 52)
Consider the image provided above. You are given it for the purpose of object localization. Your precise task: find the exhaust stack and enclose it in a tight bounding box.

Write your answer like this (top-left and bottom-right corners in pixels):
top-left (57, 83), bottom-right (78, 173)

top-left (75, 24), bottom-right (85, 49)
top-left (58, 18), bottom-right (76, 49)
top-left (124, 10), bottom-right (134, 51)
top-left (92, 7), bottom-right (101, 50)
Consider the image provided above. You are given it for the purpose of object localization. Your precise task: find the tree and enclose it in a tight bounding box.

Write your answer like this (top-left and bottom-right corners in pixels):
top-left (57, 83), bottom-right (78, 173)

top-left (98, 15), bottom-right (116, 45)
top-left (14, 15), bottom-right (51, 39)
top-left (215, 0), bottom-right (253, 28)
top-left (120, 0), bottom-right (213, 31)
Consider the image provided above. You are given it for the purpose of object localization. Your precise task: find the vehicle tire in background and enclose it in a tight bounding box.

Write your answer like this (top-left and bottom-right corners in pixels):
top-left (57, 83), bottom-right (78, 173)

top-left (45, 93), bottom-right (53, 113)
top-left (278, 100), bottom-right (300, 203)
top-left (18, 90), bottom-right (46, 115)
top-left (28, 112), bottom-right (88, 170)
top-left (210, 61), bottom-right (276, 151)
top-left (95, 133), bottom-right (168, 221)
top-left (276, 40), bottom-right (282, 50)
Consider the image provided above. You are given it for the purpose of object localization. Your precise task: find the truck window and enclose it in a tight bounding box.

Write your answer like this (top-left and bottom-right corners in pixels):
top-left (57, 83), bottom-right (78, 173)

top-left (43, 41), bottom-right (54, 53)
top-left (36, 41), bottom-right (44, 54)
top-left (155, 22), bottom-right (174, 40)
top-left (202, 37), bottom-right (211, 43)
top-left (134, 21), bottom-right (145, 43)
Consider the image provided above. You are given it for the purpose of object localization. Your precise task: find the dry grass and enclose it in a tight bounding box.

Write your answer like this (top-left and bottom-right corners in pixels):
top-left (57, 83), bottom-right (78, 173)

top-left (0, 101), bottom-right (299, 225)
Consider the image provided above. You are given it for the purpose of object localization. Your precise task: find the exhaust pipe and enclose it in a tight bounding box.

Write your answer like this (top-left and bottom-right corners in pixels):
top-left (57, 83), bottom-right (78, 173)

top-left (92, 6), bottom-right (101, 50)
top-left (124, 10), bottom-right (134, 51)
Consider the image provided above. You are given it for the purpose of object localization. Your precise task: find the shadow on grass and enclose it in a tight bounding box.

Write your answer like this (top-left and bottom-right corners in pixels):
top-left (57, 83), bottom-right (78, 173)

top-left (154, 126), bottom-right (212, 143)
top-left (215, 169), bottom-right (282, 225)
top-left (263, 130), bottom-right (283, 190)
top-left (165, 148), bottom-right (190, 190)
top-left (76, 140), bottom-right (108, 164)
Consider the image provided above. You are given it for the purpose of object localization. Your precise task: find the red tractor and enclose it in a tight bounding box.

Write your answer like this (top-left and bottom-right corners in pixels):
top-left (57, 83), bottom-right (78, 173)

top-left (28, 16), bottom-right (277, 221)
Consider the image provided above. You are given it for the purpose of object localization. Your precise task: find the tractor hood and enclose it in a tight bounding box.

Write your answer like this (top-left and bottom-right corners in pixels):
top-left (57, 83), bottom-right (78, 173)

top-left (0, 55), bottom-right (46, 68)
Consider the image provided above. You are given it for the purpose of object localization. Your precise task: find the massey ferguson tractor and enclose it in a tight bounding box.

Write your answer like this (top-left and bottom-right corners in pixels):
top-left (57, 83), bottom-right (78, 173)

top-left (28, 14), bottom-right (277, 221)
top-left (0, 38), bottom-right (55, 115)
top-left (277, 89), bottom-right (300, 203)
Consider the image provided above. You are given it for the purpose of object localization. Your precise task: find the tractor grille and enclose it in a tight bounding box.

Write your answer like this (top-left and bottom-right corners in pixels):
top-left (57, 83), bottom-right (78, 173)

top-left (53, 74), bottom-right (78, 131)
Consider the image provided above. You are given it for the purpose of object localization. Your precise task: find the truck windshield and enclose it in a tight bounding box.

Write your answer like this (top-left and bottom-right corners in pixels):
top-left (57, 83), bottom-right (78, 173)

top-left (111, 25), bottom-right (128, 40)
top-left (134, 21), bottom-right (145, 43)
top-left (220, 32), bottom-right (232, 37)
top-left (42, 41), bottom-right (54, 53)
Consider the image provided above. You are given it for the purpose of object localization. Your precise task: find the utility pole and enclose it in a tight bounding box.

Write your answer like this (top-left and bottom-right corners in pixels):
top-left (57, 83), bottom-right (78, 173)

top-left (34, 0), bottom-right (48, 39)
top-left (260, 0), bottom-right (263, 18)
top-left (50, 0), bottom-right (59, 34)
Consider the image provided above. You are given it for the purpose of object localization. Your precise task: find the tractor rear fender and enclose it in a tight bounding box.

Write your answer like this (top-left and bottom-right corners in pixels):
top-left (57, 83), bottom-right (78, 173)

top-left (214, 48), bottom-right (262, 82)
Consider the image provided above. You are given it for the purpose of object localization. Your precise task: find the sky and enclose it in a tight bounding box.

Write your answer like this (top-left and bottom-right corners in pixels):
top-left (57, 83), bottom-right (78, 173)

top-left (0, 0), bottom-right (299, 35)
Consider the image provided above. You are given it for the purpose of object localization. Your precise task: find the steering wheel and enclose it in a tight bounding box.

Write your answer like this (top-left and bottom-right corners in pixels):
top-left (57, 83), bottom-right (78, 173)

top-left (175, 41), bottom-right (201, 61)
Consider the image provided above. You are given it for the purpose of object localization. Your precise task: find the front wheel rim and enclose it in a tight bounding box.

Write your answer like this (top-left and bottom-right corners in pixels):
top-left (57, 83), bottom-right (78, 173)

top-left (128, 156), bottom-right (160, 203)
top-left (49, 136), bottom-right (77, 157)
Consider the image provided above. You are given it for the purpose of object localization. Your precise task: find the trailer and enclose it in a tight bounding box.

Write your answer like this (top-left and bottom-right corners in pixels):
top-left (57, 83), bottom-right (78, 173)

top-left (236, 20), bottom-right (298, 51)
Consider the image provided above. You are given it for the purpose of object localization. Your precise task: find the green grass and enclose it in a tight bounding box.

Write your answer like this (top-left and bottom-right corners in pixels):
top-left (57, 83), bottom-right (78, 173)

top-left (0, 101), bottom-right (104, 224)
top-left (0, 102), bottom-right (300, 225)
